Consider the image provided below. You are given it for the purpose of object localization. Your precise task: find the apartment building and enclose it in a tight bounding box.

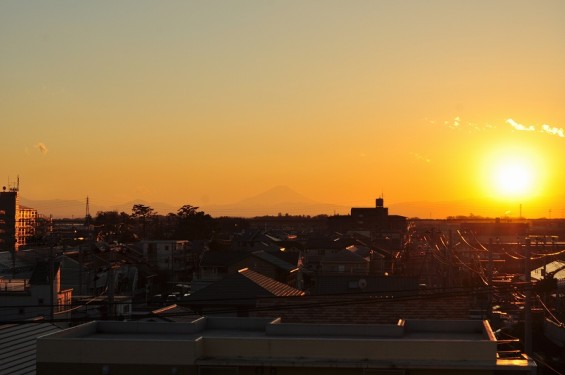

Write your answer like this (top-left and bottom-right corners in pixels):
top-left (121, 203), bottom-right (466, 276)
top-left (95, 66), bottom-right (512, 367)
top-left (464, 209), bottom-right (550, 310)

top-left (17, 205), bottom-right (38, 247)
top-left (0, 189), bottom-right (18, 252)
top-left (0, 188), bottom-right (39, 250)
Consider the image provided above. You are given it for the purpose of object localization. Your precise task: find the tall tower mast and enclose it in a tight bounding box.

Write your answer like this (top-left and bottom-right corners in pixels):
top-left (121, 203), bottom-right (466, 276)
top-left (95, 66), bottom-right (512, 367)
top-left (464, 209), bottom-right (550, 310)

top-left (85, 196), bottom-right (91, 226)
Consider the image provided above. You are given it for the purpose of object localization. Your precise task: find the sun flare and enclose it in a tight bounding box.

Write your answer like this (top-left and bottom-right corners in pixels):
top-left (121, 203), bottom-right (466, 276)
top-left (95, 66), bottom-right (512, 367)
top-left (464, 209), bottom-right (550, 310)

top-left (480, 144), bottom-right (546, 202)
top-left (491, 158), bottom-right (534, 198)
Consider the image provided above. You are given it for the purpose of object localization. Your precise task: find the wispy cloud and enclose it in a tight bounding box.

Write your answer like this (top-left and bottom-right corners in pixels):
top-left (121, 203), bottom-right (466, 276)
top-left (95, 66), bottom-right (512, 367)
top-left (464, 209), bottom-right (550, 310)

top-left (428, 116), bottom-right (493, 133)
top-left (506, 118), bottom-right (535, 132)
top-left (506, 119), bottom-right (563, 138)
top-left (541, 124), bottom-right (564, 138)
top-left (411, 152), bottom-right (431, 164)
top-left (35, 143), bottom-right (48, 155)
top-left (444, 116), bottom-right (461, 129)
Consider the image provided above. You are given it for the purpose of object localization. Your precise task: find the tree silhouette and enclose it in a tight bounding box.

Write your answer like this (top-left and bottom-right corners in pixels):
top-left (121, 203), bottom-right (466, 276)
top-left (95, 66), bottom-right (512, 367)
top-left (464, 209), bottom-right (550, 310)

top-left (174, 205), bottom-right (213, 240)
top-left (131, 204), bottom-right (156, 239)
top-left (94, 211), bottom-right (134, 242)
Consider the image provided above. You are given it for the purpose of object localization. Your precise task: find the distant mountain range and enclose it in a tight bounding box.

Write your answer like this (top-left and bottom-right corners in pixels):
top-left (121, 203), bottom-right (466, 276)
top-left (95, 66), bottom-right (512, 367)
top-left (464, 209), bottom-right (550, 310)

top-left (18, 186), bottom-right (349, 219)
top-left (19, 186), bottom-right (564, 220)
top-left (203, 185), bottom-right (349, 217)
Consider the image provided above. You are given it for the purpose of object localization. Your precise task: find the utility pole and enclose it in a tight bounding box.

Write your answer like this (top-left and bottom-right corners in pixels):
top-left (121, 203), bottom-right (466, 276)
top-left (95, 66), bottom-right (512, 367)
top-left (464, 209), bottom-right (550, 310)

top-left (78, 244), bottom-right (83, 295)
top-left (487, 238), bottom-right (493, 317)
top-left (447, 230), bottom-right (453, 289)
top-left (108, 265), bottom-right (115, 320)
top-left (524, 238), bottom-right (532, 357)
top-left (49, 243), bottom-right (55, 322)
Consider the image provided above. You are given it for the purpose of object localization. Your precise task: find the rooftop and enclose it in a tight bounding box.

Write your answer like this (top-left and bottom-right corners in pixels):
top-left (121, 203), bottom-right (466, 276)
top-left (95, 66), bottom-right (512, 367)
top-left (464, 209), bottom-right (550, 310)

top-left (0, 320), bottom-right (62, 375)
top-left (36, 317), bottom-right (534, 372)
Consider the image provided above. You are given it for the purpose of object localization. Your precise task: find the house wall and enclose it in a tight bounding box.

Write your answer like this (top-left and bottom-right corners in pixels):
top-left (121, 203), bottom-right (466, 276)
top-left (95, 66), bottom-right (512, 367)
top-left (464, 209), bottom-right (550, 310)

top-left (0, 268), bottom-right (71, 321)
top-left (320, 261), bottom-right (369, 275)
top-left (142, 240), bottom-right (190, 279)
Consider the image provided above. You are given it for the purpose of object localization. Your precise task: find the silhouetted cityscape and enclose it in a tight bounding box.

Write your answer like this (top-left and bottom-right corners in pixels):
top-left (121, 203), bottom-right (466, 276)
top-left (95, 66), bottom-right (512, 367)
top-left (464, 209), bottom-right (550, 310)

top-left (2, 185), bottom-right (564, 374)
top-left (2, 2), bottom-right (564, 373)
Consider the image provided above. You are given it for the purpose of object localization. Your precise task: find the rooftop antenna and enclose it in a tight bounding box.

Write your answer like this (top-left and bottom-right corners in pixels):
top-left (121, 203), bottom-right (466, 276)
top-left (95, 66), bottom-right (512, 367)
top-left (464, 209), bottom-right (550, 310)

top-left (7, 175), bottom-right (20, 192)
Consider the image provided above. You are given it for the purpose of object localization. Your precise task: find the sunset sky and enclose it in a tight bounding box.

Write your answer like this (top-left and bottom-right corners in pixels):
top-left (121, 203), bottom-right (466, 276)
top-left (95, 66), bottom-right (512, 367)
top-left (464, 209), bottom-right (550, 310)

top-left (2, 1), bottom-right (564, 218)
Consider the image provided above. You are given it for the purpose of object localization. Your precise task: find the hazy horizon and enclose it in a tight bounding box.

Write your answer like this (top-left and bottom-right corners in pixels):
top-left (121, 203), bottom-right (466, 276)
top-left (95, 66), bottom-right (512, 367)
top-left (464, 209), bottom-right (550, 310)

top-left (17, 184), bottom-right (565, 220)
top-left (2, 1), bottom-right (564, 219)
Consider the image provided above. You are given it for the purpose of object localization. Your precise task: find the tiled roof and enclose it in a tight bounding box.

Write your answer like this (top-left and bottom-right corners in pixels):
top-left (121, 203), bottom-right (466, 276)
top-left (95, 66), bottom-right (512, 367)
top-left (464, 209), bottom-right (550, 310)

top-left (346, 245), bottom-right (373, 258)
top-left (185, 268), bottom-right (303, 307)
top-left (238, 268), bottom-right (304, 297)
top-left (0, 321), bottom-right (62, 375)
top-left (251, 251), bottom-right (296, 272)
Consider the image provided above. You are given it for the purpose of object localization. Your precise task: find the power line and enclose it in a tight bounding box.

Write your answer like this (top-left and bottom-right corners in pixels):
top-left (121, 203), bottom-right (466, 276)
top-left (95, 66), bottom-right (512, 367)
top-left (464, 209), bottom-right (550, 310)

top-left (0, 282), bottom-right (533, 325)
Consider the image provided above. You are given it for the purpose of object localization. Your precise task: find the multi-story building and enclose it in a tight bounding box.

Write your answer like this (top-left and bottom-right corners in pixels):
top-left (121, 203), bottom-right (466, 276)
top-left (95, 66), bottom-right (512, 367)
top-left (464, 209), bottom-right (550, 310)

top-left (328, 198), bottom-right (407, 250)
top-left (17, 205), bottom-right (38, 247)
top-left (0, 188), bottom-right (18, 252)
top-left (0, 186), bottom-right (39, 251)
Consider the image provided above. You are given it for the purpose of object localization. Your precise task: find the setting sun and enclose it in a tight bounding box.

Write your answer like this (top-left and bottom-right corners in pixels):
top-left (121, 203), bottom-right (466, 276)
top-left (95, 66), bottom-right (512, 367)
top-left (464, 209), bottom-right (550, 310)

top-left (479, 143), bottom-right (547, 202)
top-left (491, 158), bottom-right (535, 198)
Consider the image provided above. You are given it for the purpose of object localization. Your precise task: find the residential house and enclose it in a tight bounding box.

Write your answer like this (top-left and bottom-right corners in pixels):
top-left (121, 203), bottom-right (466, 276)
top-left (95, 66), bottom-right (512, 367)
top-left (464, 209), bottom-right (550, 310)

top-left (308, 243), bottom-right (418, 295)
top-left (0, 261), bottom-right (72, 322)
top-left (193, 249), bottom-right (299, 292)
top-left (183, 268), bottom-right (303, 316)
top-left (140, 240), bottom-right (191, 282)
top-left (319, 248), bottom-right (370, 275)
